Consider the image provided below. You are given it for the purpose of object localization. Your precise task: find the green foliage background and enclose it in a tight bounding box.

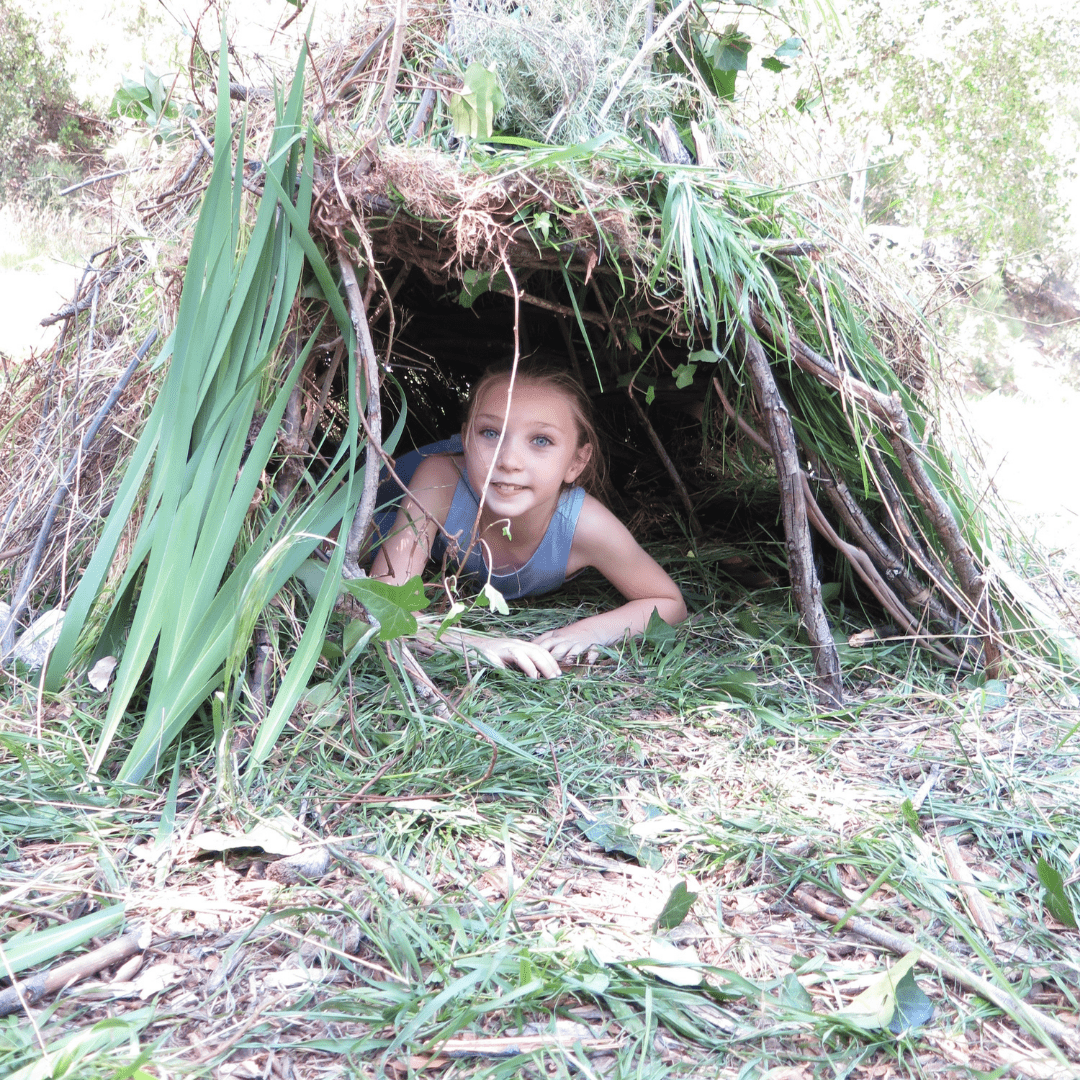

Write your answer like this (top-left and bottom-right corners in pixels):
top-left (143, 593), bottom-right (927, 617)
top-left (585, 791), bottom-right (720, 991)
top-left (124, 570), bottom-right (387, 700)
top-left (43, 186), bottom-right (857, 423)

top-left (0, 0), bottom-right (86, 202)
top-left (827, 0), bottom-right (1078, 259)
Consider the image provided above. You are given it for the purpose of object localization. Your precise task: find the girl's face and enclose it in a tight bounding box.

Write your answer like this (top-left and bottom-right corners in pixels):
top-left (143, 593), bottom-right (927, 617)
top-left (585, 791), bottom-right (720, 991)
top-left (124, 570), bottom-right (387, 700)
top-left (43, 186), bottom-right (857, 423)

top-left (463, 377), bottom-right (592, 521)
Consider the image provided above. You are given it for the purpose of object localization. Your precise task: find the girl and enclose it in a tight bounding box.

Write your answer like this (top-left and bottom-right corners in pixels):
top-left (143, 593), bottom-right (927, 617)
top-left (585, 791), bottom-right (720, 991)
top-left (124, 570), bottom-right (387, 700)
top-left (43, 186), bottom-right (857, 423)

top-left (370, 359), bottom-right (687, 678)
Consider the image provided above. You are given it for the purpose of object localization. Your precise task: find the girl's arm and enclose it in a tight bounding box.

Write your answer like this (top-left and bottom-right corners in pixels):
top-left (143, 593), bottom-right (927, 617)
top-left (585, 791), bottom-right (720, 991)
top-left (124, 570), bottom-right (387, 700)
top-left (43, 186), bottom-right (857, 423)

top-left (370, 455), bottom-right (566, 677)
top-left (370, 455), bottom-right (459, 584)
top-left (533, 495), bottom-right (687, 663)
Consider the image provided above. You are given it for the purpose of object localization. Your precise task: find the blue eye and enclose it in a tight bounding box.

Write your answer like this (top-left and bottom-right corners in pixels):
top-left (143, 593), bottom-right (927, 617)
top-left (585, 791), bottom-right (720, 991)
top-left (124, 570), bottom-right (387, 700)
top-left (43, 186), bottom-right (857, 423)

top-left (533, 435), bottom-right (552, 447)
top-left (479, 428), bottom-right (499, 439)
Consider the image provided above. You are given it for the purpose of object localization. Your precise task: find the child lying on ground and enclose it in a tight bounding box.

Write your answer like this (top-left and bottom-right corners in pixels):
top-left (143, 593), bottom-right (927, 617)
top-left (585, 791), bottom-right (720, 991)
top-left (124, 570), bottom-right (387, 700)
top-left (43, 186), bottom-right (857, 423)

top-left (370, 358), bottom-right (687, 678)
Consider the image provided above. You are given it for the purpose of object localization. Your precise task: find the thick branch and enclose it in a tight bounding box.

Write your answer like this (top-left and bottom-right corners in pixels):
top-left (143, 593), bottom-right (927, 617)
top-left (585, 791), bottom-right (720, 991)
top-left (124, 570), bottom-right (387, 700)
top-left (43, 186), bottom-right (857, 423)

top-left (790, 887), bottom-right (1080, 1056)
top-left (735, 327), bottom-right (842, 704)
top-left (0, 928), bottom-right (149, 1017)
top-left (337, 251), bottom-right (384, 577)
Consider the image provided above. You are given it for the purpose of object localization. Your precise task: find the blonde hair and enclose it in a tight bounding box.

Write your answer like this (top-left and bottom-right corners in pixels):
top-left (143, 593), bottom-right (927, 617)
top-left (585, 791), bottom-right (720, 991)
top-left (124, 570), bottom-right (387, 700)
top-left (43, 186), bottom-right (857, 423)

top-left (462, 356), bottom-right (607, 496)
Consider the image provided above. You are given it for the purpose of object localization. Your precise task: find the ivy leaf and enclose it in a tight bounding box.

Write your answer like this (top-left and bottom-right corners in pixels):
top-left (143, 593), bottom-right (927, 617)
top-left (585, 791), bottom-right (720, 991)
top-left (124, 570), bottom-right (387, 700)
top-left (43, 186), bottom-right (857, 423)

top-left (761, 57), bottom-right (788, 73)
top-left (1037, 857), bottom-right (1078, 928)
top-left (645, 384), bottom-right (656, 405)
top-left (644, 607), bottom-right (678, 651)
top-left (781, 972), bottom-right (814, 1010)
top-left (673, 362), bottom-right (697, 389)
top-left (774, 36), bottom-right (803, 60)
top-left (654, 881), bottom-right (698, 931)
top-left (687, 349), bottom-right (719, 364)
top-left (479, 581), bottom-right (510, 615)
top-left (435, 601), bottom-right (467, 641)
top-left (449, 62), bottom-right (506, 139)
top-left (712, 32), bottom-right (751, 72)
top-left (342, 575), bottom-right (429, 642)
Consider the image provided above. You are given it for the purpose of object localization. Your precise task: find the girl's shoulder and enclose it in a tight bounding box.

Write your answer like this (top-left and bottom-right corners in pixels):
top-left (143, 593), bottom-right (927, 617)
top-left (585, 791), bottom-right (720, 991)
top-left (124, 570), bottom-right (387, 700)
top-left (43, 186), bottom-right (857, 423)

top-left (402, 452), bottom-right (464, 521)
top-left (566, 493), bottom-right (641, 573)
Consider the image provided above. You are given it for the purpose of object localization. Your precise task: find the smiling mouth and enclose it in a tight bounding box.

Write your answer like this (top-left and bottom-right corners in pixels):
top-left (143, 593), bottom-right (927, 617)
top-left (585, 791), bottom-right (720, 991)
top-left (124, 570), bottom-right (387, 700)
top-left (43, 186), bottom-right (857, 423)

top-left (491, 482), bottom-right (527, 495)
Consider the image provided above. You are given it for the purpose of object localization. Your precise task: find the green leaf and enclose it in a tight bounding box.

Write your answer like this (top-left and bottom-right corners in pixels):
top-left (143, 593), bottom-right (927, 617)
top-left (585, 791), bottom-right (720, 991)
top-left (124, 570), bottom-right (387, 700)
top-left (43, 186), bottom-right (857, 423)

top-left (889, 967), bottom-right (934, 1034)
top-left (761, 57), bottom-right (788, 73)
top-left (837, 951), bottom-right (921, 1030)
top-left (781, 972), bottom-right (814, 1010)
top-left (644, 607), bottom-right (678, 652)
top-left (577, 812), bottom-right (664, 871)
top-left (479, 581), bottom-right (510, 615)
top-left (709, 30), bottom-right (751, 72)
top-left (900, 797), bottom-right (922, 833)
top-left (673, 362), bottom-right (697, 389)
top-left (449, 62), bottom-right (506, 139)
top-left (774, 36), bottom-right (803, 60)
top-left (645, 384), bottom-right (656, 405)
top-left (1037, 857), bottom-right (1078, 928)
top-left (435, 601), bottom-right (468, 641)
top-left (342, 575), bottom-right (430, 642)
top-left (654, 881), bottom-right (698, 931)
top-left (687, 349), bottom-right (718, 364)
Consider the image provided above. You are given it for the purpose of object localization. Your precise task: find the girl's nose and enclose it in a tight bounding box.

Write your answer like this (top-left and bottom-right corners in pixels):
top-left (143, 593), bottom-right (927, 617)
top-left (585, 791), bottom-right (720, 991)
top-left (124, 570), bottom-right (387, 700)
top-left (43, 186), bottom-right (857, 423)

top-left (496, 436), bottom-right (522, 471)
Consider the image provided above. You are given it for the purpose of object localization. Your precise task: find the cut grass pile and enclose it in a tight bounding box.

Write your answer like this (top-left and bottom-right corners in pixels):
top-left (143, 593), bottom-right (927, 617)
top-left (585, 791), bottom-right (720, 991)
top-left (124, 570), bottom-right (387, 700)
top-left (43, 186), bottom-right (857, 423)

top-left (3, 558), bottom-right (1079, 1079)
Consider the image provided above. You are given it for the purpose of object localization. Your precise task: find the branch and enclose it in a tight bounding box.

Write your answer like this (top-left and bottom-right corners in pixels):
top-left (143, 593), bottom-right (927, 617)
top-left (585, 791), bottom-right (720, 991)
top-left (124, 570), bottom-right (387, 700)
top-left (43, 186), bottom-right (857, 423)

top-left (337, 249), bottom-right (385, 577)
top-left (376, 0), bottom-right (410, 136)
top-left (0, 928), bottom-right (149, 1017)
top-left (735, 325), bottom-right (842, 705)
top-left (790, 887), bottom-right (1080, 1057)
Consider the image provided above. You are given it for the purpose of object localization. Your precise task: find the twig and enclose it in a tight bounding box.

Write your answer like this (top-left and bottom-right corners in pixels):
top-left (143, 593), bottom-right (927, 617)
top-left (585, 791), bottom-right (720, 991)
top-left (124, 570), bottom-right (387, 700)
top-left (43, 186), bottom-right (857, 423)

top-left (156, 144), bottom-right (206, 202)
top-left (186, 116), bottom-right (215, 157)
top-left (58, 166), bottom-right (164, 197)
top-left (494, 288), bottom-right (616, 328)
top-left (1, 329), bottom-right (158, 658)
top-left (597, 0), bottom-right (694, 123)
top-left (625, 388), bottom-right (702, 536)
top-left (0, 927), bottom-right (150, 1017)
top-left (376, 0), bottom-right (410, 137)
top-left (939, 834), bottom-right (1003, 943)
top-left (40, 260), bottom-right (132, 326)
top-left (790, 887), bottom-right (1080, 1055)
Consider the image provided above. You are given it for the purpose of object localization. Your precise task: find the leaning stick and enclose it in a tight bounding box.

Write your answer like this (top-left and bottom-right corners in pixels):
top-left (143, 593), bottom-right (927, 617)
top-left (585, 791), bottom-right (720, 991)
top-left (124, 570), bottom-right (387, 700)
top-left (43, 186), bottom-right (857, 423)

top-left (712, 378), bottom-right (963, 667)
top-left (376, 0), bottom-right (409, 137)
top-left (735, 326), bottom-right (842, 704)
top-left (790, 887), bottom-right (1079, 1055)
top-left (626, 389), bottom-right (702, 536)
top-left (0, 928), bottom-right (149, 1017)
top-left (753, 312), bottom-right (1003, 672)
top-left (338, 249), bottom-right (385, 577)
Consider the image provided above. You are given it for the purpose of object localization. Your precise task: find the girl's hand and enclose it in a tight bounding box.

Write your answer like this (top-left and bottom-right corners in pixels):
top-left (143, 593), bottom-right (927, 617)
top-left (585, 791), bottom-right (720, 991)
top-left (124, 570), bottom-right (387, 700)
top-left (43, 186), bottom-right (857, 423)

top-left (471, 634), bottom-right (564, 679)
top-left (533, 626), bottom-right (602, 665)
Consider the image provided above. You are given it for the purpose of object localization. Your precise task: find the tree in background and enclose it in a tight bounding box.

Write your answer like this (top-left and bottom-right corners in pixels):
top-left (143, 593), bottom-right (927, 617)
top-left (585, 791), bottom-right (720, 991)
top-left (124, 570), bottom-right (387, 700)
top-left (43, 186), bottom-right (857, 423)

top-left (0, 0), bottom-right (89, 203)
top-left (822, 1), bottom-right (1076, 263)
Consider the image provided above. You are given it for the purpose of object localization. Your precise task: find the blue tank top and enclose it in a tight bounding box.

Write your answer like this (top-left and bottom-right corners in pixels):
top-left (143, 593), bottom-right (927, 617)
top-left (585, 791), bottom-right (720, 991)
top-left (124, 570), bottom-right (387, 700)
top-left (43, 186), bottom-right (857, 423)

top-left (372, 435), bottom-right (586, 600)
